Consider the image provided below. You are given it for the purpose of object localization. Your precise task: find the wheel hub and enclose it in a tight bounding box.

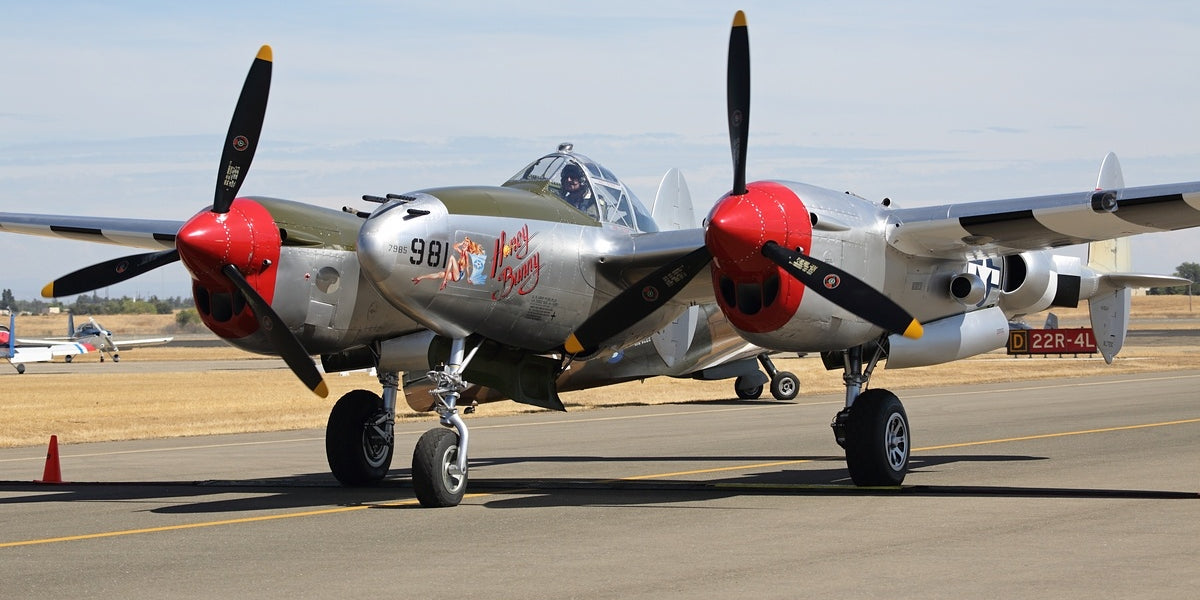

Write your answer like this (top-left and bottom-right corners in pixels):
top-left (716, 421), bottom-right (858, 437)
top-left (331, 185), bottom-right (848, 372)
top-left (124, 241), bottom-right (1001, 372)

top-left (884, 412), bottom-right (908, 470)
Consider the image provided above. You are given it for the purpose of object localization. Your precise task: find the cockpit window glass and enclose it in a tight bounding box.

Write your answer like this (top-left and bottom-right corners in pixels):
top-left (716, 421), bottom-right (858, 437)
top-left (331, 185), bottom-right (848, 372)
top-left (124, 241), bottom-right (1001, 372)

top-left (505, 149), bottom-right (660, 233)
top-left (509, 156), bottom-right (567, 183)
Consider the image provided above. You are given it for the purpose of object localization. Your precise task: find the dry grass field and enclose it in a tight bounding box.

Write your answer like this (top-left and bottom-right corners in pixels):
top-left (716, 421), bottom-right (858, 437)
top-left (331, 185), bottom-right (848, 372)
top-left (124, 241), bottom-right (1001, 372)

top-left (3, 295), bottom-right (1198, 448)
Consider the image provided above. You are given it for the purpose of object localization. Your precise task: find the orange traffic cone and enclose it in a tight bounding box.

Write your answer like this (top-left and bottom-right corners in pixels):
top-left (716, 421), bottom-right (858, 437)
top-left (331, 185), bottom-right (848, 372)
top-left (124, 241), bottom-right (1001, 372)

top-left (35, 435), bottom-right (63, 484)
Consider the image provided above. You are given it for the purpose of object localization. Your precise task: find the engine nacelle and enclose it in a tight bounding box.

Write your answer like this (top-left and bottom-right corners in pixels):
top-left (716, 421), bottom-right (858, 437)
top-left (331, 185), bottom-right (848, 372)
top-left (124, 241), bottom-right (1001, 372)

top-left (887, 306), bottom-right (1010, 368)
top-left (997, 252), bottom-right (1094, 318)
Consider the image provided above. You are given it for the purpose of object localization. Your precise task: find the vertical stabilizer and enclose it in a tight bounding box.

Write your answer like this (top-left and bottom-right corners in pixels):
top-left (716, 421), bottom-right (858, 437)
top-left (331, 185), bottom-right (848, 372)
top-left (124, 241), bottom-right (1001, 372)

top-left (651, 305), bottom-right (700, 368)
top-left (4, 311), bottom-right (14, 359)
top-left (1087, 237), bottom-right (1132, 274)
top-left (1087, 152), bottom-right (1130, 364)
top-left (650, 168), bottom-right (698, 231)
top-left (1094, 151), bottom-right (1124, 190)
top-left (1089, 287), bottom-right (1130, 364)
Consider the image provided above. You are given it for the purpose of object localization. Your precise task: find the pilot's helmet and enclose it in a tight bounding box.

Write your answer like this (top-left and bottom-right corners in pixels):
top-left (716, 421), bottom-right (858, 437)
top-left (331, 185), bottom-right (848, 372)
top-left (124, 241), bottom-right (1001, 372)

top-left (561, 163), bottom-right (585, 184)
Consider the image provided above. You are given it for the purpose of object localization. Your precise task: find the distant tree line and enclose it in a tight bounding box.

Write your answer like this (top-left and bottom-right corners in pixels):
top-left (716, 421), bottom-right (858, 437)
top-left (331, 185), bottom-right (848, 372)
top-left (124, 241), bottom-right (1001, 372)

top-left (1147, 262), bottom-right (1200, 295)
top-left (1, 289), bottom-right (193, 315)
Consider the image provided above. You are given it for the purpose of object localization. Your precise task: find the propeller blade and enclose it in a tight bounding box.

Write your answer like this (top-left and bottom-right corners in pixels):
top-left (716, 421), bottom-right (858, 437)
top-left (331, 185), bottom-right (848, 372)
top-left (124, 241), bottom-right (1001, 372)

top-left (761, 242), bottom-right (922, 339)
top-left (213, 45), bottom-right (272, 214)
top-left (41, 249), bottom-right (180, 298)
top-left (565, 246), bottom-right (713, 355)
top-left (221, 264), bottom-right (329, 397)
top-left (727, 10), bottom-right (751, 196)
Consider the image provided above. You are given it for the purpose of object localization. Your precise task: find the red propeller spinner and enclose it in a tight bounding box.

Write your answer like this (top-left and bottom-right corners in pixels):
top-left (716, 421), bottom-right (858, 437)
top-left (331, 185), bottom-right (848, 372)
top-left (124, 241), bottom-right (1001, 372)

top-left (705, 181), bottom-right (812, 333)
top-left (176, 198), bottom-right (281, 339)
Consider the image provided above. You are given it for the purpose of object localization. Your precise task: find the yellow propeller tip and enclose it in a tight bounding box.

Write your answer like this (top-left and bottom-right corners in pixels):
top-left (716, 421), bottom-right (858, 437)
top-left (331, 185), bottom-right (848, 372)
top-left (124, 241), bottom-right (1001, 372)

top-left (257, 45), bottom-right (273, 62)
top-left (564, 334), bottom-right (584, 355)
top-left (732, 10), bottom-right (747, 27)
top-left (902, 320), bottom-right (924, 340)
top-left (40, 283), bottom-right (55, 298)
top-left (314, 381), bottom-right (329, 399)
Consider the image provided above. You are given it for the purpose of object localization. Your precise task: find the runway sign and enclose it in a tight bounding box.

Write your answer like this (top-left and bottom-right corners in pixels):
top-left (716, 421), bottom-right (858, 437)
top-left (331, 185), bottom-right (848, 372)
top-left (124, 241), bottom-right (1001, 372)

top-left (1008, 328), bottom-right (1097, 355)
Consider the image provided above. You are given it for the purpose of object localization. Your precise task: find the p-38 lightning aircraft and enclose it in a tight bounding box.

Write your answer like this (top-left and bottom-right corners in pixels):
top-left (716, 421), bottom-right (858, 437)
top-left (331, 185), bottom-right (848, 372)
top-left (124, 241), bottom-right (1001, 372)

top-left (2, 12), bottom-right (1196, 507)
top-left (16, 313), bottom-right (173, 364)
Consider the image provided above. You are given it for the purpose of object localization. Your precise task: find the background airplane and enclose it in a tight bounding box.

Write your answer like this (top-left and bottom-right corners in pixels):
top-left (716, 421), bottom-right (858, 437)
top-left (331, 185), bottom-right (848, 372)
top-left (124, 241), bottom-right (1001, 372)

top-left (0, 12), bottom-right (1195, 507)
top-left (2, 312), bottom-right (91, 374)
top-left (15, 313), bottom-right (173, 363)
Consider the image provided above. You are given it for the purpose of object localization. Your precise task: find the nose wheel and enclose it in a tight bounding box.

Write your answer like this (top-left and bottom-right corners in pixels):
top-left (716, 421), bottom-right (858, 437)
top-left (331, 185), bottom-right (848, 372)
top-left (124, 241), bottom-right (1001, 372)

top-left (412, 337), bottom-right (477, 507)
top-left (413, 428), bottom-right (466, 507)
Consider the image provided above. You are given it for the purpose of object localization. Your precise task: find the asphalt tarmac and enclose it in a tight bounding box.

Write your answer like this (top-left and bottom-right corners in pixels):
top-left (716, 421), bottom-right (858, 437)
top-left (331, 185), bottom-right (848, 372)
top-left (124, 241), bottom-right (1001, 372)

top-left (1, 370), bottom-right (1198, 599)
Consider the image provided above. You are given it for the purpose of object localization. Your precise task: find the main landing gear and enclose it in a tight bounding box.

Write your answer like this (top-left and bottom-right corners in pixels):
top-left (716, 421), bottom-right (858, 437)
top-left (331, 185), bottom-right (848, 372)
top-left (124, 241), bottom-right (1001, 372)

top-left (829, 340), bottom-right (910, 486)
top-left (326, 376), bottom-right (397, 486)
top-left (733, 353), bottom-right (799, 400)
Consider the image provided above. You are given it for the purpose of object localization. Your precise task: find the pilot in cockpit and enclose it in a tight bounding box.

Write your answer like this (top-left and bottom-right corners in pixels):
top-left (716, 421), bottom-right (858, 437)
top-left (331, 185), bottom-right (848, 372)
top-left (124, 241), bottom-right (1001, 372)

top-left (559, 163), bottom-right (599, 219)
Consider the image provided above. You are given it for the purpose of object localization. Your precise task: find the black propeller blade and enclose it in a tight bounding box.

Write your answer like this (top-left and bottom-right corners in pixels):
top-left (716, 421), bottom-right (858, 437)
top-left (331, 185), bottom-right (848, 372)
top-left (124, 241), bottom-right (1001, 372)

top-left (40, 45), bottom-right (273, 297)
top-left (41, 249), bottom-right (180, 298)
top-left (564, 246), bottom-right (712, 355)
top-left (213, 45), bottom-right (272, 214)
top-left (762, 242), bottom-right (922, 339)
top-left (222, 264), bottom-right (329, 398)
top-left (722, 12), bottom-right (922, 341)
top-left (727, 10), bottom-right (751, 197)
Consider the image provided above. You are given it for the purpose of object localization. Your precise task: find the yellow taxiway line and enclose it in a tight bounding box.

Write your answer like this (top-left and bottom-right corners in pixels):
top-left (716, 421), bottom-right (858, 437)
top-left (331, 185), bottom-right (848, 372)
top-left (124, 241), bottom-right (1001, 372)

top-left (3, 415), bottom-right (1196, 549)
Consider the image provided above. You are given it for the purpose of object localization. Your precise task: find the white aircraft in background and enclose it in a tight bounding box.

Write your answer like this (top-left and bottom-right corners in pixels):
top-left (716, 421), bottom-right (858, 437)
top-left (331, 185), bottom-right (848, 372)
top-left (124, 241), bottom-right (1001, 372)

top-left (2, 312), bottom-right (91, 373)
top-left (16, 313), bottom-right (172, 363)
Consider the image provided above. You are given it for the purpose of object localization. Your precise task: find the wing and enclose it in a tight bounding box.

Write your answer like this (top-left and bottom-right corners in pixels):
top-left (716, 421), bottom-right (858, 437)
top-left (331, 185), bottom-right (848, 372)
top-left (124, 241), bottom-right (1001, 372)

top-left (0, 213), bottom-right (183, 251)
top-left (592, 227), bottom-right (713, 306)
top-left (14, 337), bottom-right (74, 347)
top-left (48, 343), bottom-right (91, 357)
top-left (109, 336), bottom-right (174, 348)
top-left (886, 181), bottom-right (1200, 259)
top-left (8, 346), bottom-right (53, 364)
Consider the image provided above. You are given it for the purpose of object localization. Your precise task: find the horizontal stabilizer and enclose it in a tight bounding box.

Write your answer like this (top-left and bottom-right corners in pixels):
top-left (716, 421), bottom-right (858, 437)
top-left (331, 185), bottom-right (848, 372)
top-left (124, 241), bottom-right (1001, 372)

top-left (1100, 273), bottom-right (1191, 291)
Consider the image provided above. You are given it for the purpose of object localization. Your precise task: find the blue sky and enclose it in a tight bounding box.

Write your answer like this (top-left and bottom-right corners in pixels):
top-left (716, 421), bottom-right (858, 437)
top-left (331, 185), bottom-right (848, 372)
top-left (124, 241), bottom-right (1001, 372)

top-left (2, 1), bottom-right (1199, 301)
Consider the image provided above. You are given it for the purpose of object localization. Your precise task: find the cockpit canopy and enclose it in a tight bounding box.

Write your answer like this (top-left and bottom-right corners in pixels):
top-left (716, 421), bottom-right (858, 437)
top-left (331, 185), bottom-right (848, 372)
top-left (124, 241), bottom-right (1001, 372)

top-left (504, 143), bottom-right (659, 232)
top-left (76, 322), bottom-right (105, 337)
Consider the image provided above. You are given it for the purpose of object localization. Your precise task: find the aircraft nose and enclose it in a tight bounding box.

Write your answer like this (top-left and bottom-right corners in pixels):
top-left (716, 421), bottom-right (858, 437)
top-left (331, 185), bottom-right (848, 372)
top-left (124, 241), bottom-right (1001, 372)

top-left (357, 194), bottom-right (448, 290)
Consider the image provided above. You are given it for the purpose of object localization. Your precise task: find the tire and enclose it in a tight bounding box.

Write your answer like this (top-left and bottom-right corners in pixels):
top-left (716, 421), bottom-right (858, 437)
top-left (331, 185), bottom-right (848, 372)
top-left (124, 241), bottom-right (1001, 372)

top-left (769, 371), bottom-right (799, 400)
top-left (326, 389), bottom-right (394, 486)
top-left (16, 363), bottom-right (25, 374)
top-left (65, 355), bottom-right (73, 364)
top-left (734, 375), bottom-right (763, 400)
top-left (412, 428), bottom-right (466, 508)
top-left (843, 389), bottom-right (909, 486)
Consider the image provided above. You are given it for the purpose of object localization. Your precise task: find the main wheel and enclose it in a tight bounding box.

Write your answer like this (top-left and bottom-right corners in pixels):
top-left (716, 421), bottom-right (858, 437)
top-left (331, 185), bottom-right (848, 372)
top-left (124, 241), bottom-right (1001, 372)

top-left (843, 389), bottom-right (909, 486)
top-left (769, 371), bottom-right (799, 400)
top-left (326, 389), bottom-right (394, 486)
top-left (734, 375), bottom-right (763, 400)
top-left (412, 428), bottom-right (466, 508)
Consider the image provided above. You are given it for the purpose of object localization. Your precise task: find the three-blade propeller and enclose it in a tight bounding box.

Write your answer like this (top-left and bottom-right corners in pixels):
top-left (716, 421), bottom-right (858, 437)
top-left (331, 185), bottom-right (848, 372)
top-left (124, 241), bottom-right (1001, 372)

top-left (41, 46), bottom-right (328, 397)
top-left (565, 11), bottom-right (921, 356)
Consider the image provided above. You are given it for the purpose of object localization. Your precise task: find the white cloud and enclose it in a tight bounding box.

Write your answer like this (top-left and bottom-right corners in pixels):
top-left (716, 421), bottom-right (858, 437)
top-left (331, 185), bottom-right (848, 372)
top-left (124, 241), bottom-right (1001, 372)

top-left (3, 1), bottom-right (1199, 300)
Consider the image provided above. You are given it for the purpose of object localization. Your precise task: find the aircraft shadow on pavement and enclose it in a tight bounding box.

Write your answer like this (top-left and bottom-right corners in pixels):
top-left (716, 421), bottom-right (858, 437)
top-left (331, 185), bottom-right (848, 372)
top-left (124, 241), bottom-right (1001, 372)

top-left (0, 452), bottom-right (1194, 514)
